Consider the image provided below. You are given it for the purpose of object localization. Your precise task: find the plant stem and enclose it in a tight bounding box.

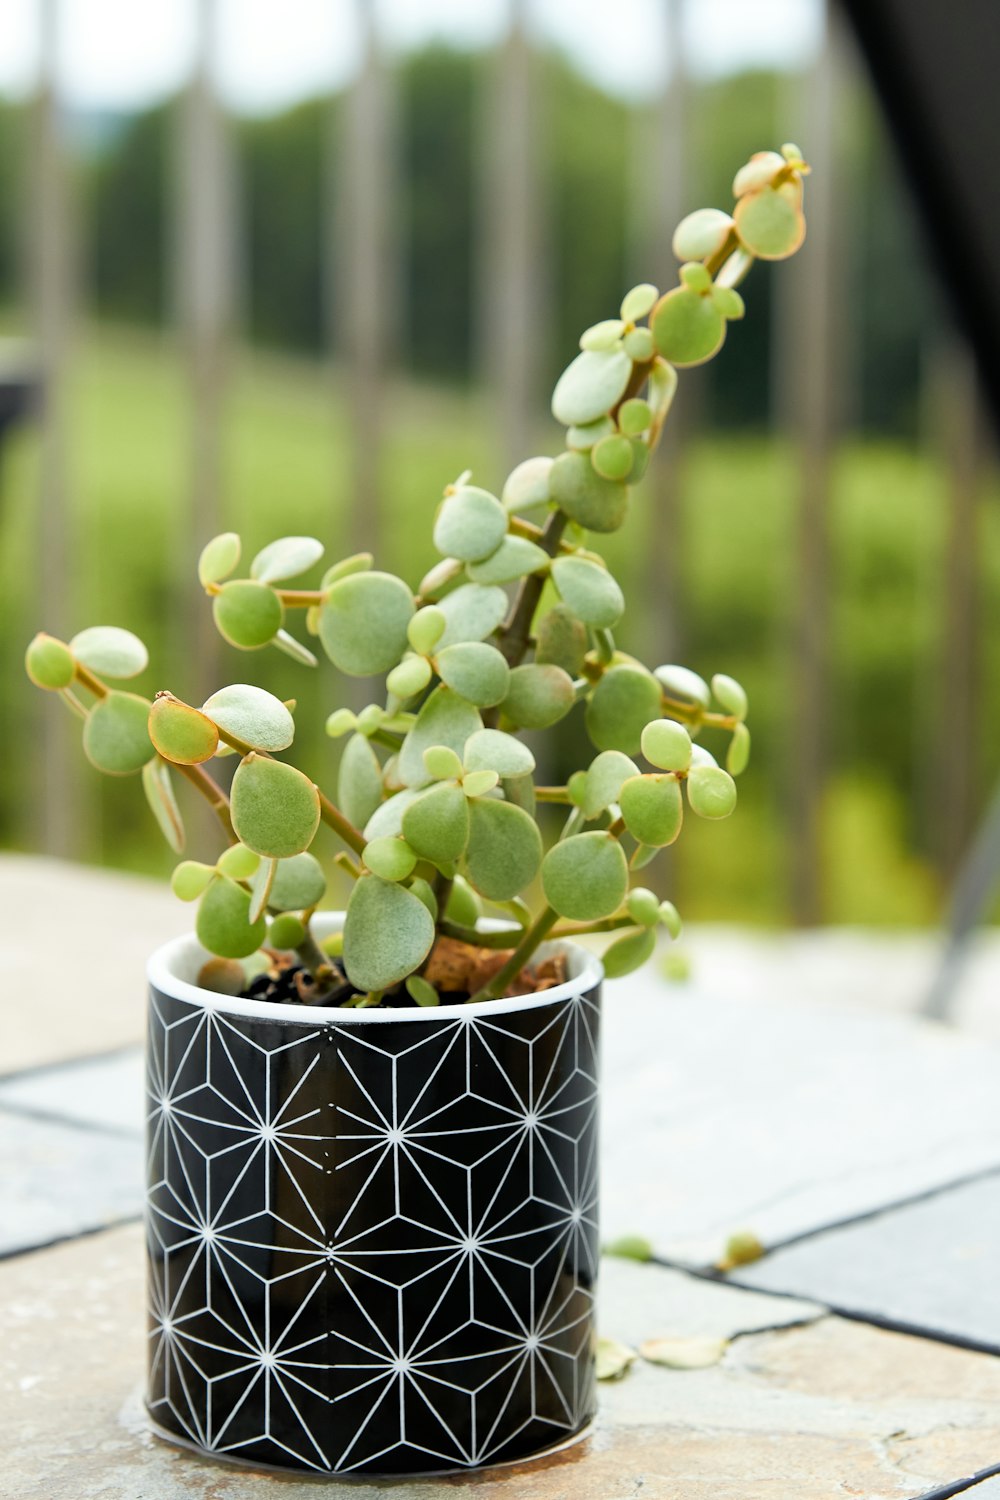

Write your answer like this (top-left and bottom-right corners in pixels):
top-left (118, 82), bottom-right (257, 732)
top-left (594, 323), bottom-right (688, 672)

top-left (496, 512), bottom-right (568, 669)
top-left (438, 920), bottom-right (521, 950)
top-left (276, 589), bottom-right (324, 607)
top-left (534, 785), bottom-right (571, 804)
top-left (468, 906), bottom-right (559, 1003)
top-left (174, 762), bottom-right (236, 841)
top-left (550, 915), bottom-right (633, 939)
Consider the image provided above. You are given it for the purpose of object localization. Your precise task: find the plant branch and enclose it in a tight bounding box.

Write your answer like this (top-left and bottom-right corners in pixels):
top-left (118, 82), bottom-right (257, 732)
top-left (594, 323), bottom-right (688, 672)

top-left (468, 906), bottom-right (560, 1003)
top-left (174, 762), bottom-right (236, 841)
top-left (495, 511), bottom-right (567, 670)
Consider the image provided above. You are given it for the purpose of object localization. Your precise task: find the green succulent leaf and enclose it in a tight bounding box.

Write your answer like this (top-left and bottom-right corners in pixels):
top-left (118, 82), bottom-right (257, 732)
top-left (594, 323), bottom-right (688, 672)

top-left (397, 686), bottom-right (483, 788)
top-left (433, 485), bottom-right (508, 562)
top-left (591, 435), bottom-right (634, 482)
top-left (734, 183), bottom-right (805, 259)
top-left (322, 552), bottom-right (373, 588)
top-left (501, 456), bottom-right (554, 519)
top-left (216, 843), bottom-right (261, 881)
top-left (551, 555), bottom-right (624, 629)
top-left (424, 744), bottom-right (464, 781)
top-left (386, 655), bottom-right (433, 700)
top-left (172, 860), bottom-right (214, 901)
top-left (434, 583), bottom-right (509, 649)
top-left (196, 873), bottom-right (267, 960)
top-left (406, 975), bottom-right (440, 1007)
top-left (268, 851), bottom-right (327, 912)
top-left (402, 780), bottom-right (471, 863)
top-left (679, 261), bottom-right (712, 294)
top-left (602, 926), bottom-right (657, 978)
top-left (641, 718), bottom-right (692, 773)
top-left (198, 531), bottom-right (241, 587)
top-left (319, 571), bottom-right (415, 676)
top-left (70, 626), bottom-right (148, 680)
top-left (549, 450), bottom-right (629, 534)
top-left (463, 728), bottom-right (535, 779)
top-left (733, 150), bottom-right (786, 197)
top-left (582, 749), bottom-right (639, 818)
top-left (268, 912), bottom-right (307, 950)
top-left (363, 787), bottom-right (421, 841)
top-left (408, 877), bottom-right (438, 920)
top-left (25, 633), bottom-right (75, 690)
top-left (647, 358), bottom-right (679, 425)
top-left (213, 580), bottom-right (284, 650)
top-left (201, 683), bottom-right (296, 752)
top-left (338, 732), bottom-right (384, 829)
top-left (626, 887), bottom-right (660, 926)
top-left (149, 696), bottom-right (219, 765)
top-left (651, 286), bottom-right (726, 368)
top-left (502, 663), bottom-right (575, 730)
top-left (619, 398), bottom-right (652, 437)
top-left (142, 756), bottom-right (185, 853)
top-left (619, 774), bottom-right (684, 847)
top-left (551, 347), bottom-right (632, 427)
top-left (711, 285), bottom-right (745, 320)
top-left (585, 665), bottom-right (662, 756)
top-left (622, 327), bottom-right (654, 361)
top-left (325, 708), bottom-right (357, 739)
top-left (727, 722), bottom-right (751, 776)
top-left (83, 690), bottom-right (155, 775)
top-left (363, 836), bottom-right (418, 882)
top-left (580, 317), bottom-right (626, 351)
top-left (434, 642), bottom-right (510, 708)
top-left (230, 753), bottom-right (321, 858)
top-left (712, 672), bottom-right (748, 720)
top-left (249, 857), bottom-right (278, 922)
top-left (671, 207), bottom-right (734, 262)
top-left (461, 769), bottom-right (499, 798)
top-left (629, 439), bottom-right (650, 484)
top-left (464, 797), bottom-right (543, 901)
top-left (659, 899), bottom-right (683, 938)
top-left (620, 282), bottom-right (659, 321)
top-left (272, 629), bottom-right (318, 668)
top-left (250, 535), bottom-right (324, 584)
top-left (686, 764), bottom-right (738, 819)
top-left (343, 875), bottom-right (435, 991)
top-left (535, 604), bottom-right (588, 677)
top-left (445, 874), bottom-right (481, 928)
top-left (541, 831), bottom-right (628, 921)
top-left (655, 663), bottom-right (711, 709)
top-left (466, 535), bottom-right (549, 585)
top-left (407, 605), bottom-right (446, 656)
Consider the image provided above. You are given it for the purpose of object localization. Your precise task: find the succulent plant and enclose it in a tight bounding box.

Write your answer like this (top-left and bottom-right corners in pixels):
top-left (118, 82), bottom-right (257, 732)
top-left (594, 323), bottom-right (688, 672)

top-left (26, 144), bottom-right (810, 1007)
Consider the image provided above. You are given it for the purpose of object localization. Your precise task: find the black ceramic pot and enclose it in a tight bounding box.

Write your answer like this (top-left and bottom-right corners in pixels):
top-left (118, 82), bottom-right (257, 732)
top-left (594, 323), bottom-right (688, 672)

top-left (145, 917), bottom-right (602, 1476)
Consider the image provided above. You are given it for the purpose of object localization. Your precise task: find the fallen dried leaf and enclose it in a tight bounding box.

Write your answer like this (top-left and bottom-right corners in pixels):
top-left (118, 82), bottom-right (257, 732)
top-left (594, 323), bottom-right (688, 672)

top-left (639, 1336), bottom-right (728, 1370)
top-left (595, 1336), bottom-right (637, 1381)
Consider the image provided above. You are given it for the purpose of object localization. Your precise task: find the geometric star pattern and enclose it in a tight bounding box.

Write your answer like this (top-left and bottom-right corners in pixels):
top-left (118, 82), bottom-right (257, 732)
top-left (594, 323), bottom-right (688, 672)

top-left (145, 976), bottom-right (601, 1475)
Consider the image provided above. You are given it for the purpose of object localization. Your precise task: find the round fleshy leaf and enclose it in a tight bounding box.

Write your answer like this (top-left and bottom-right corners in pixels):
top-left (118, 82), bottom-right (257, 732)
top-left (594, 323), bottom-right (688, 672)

top-left (602, 926), bottom-right (656, 978)
top-left (586, 665), bottom-right (662, 756)
top-left (83, 691), bottom-right (154, 775)
top-left (648, 358), bottom-right (679, 425)
top-left (619, 399), bottom-right (652, 437)
top-left (196, 874), bottom-right (267, 960)
top-left (466, 536), bottom-right (549, 585)
top-left (363, 836), bottom-right (418, 882)
top-left (326, 708), bottom-right (357, 739)
top-left (580, 318), bottom-right (625, 351)
top-left (691, 744), bottom-right (718, 769)
top-left (149, 697), bottom-right (219, 765)
top-left (268, 913), bottom-right (306, 950)
top-left (357, 705), bottom-right (386, 737)
top-left (70, 626), bottom-right (148, 680)
top-left (549, 450), bottom-right (629, 534)
top-left (217, 843), bottom-right (260, 881)
top-left (655, 663), bottom-right (710, 709)
top-left (535, 604), bottom-right (587, 677)
top-left (591, 435), bottom-right (634, 482)
top-left (622, 327), bottom-right (654, 362)
top-left (651, 287), bottom-right (726, 368)
top-left (464, 798), bottom-right (543, 902)
top-left (596, 1337), bottom-right (636, 1382)
top-left (582, 750), bottom-right (639, 818)
top-left (461, 769), bottom-right (499, 798)
top-left (445, 875), bottom-right (481, 928)
top-left (172, 860), bottom-right (214, 901)
top-left (551, 347), bottom-right (632, 427)
top-left (322, 552), bottom-right (373, 588)
top-left (433, 486), bottom-right (508, 562)
top-left (629, 440), bottom-right (650, 483)
top-left (551, 556), bottom-right (624, 629)
top-left (733, 150), bottom-right (785, 197)
top-left (711, 285), bottom-right (745, 320)
top-left (402, 780), bottom-right (470, 863)
top-left (249, 858), bottom-right (277, 923)
top-left (250, 535), bottom-right (324, 584)
top-left (387, 656), bottom-right (433, 699)
top-left (686, 764), bottom-right (737, 819)
top-left (727, 723), bottom-right (751, 776)
top-left (269, 852), bottom-right (327, 912)
top-left (567, 416), bottom-right (616, 452)
top-left (397, 686), bottom-right (482, 788)
top-left (712, 672), bottom-right (748, 720)
top-left (342, 876), bottom-right (435, 991)
top-left (272, 629), bottom-right (318, 668)
top-left (672, 207), bottom-right (734, 262)
top-left (502, 456), bottom-right (553, 518)
top-left (463, 728), bottom-right (535, 779)
top-left (627, 887), bottom-right (660, 926)
top-left (230, 754), bottom-right (321, 858)
top-left (338, 732), bottom-right (384, 829)
top-left (142, 757), bottom-right (185, 853)
top-left (435, 642), bottom-right (510, 708)
top-left (424, 745), bottom-right (464, 781)
top-left (679, 262), bottom-right (712, 294)
top-left (435, 583), bottom-right (508, 649)
top-left (502, 663), bottom-right (575, 730)
top-left (541, 832), bottom-right (628, 921)
top-left (198, 531), bottom-right (241, 587)
top-left (201, 683), bottom-right (295, 752)
top-left (630, 843), bottom-right (658, 871)
top-left (620, 774), bottom-right (683, 847)
top-left (734, 183), bottom-right (805, 260)
top-left (659, 899), bottom-right (682, 938)
top-left (363, 787), bottom-right (421, 841)
top-left (641, 718), bottom-right (692, 773)
top-left (407, 605), bottom-right (446, 656)
top-left (213, 581), bottom-right (284, 650)
top-left (408, 877), bottom-right (438, 919)
top-left (319, 571), bottom-right (414, 676)
top-left (620, 282), bottom-right (659, 322)
top-left (407, 975), bottom-right (439, 1007)
top-left (25, 633), bottom-right (74, 690)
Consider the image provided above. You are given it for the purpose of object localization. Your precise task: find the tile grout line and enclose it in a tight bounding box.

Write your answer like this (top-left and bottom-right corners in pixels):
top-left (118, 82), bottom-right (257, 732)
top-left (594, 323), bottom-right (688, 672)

top-left (0, 1212), bottom-right (144, 1265)
top-left (0, 1039), bottom-right (143, 1087)
top-left (912, 1459), bottom-right (1000, 1500)
top-left (0, 1099), bottom-right (141, 1141)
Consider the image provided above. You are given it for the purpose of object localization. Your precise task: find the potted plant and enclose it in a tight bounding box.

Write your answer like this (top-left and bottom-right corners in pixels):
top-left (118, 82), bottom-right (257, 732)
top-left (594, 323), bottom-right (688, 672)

top-left (26, 144), bottom-right (809, 1477)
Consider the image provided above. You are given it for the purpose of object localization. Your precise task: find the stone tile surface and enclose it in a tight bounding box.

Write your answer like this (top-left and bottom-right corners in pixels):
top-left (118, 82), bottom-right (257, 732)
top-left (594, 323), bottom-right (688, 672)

top-left (4, 1224), bottom-right (1000, 1500)
top-left (601, 975), bottom-right (1000, 1265)
top-left (0, 1110), bottom-right (141, 1255)
top-left (0, 1048), bottom-right (144, 1135)
top-left (963, 1480), bottom-right (1000, 1497)
top-left (738, 1172), bottom-right (1000, 1350)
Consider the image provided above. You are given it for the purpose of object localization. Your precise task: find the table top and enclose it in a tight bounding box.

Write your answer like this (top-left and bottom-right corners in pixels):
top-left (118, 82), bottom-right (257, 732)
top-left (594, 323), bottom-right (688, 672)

top-left (3, 853), bottom-right (1000, 1500)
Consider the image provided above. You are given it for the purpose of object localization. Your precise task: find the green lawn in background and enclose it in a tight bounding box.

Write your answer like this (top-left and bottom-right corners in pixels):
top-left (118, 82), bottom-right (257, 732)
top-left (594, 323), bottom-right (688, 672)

top-left (1, 325), bottom-right (991, 927)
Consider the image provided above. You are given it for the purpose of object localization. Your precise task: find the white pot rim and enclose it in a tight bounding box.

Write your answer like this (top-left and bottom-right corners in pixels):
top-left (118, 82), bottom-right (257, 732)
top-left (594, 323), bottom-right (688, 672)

top-left (148, 912), bottom-right (603, 1026)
